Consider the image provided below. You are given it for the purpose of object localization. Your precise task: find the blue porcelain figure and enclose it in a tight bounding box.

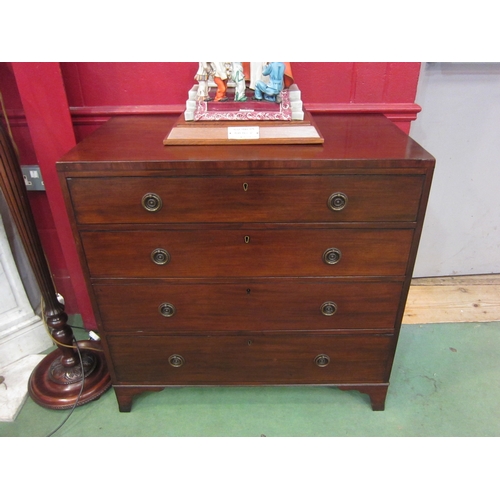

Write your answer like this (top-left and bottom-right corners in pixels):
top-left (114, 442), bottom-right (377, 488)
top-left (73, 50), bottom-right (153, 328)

top-left (253, 62), bottom-right (285, 102)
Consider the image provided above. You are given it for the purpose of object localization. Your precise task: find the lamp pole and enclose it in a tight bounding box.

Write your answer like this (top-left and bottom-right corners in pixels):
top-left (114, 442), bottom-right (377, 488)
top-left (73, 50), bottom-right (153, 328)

top-left (0, 124), bottom-right (111, 409)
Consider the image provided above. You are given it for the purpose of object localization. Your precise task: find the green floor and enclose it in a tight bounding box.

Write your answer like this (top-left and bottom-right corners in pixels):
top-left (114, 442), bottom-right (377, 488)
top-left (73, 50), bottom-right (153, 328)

top-left (1, 322), bottom-right (499, 437)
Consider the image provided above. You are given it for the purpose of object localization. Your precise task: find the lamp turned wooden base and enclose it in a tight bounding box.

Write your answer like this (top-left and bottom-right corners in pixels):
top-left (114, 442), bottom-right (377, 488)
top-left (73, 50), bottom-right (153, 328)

top-left (28, 341), bottom-right (111, 410)
top-left (28, 307), bottom-right (111, 409)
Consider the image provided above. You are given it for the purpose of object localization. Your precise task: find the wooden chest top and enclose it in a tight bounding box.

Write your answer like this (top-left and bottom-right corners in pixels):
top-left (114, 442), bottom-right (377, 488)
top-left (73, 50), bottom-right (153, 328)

top-left (57, 114), bottom-right (435, 172)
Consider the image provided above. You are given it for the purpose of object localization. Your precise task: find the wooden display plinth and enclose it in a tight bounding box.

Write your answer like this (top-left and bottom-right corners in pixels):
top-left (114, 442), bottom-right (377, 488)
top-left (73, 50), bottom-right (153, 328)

top-left (163, 112), bottom-right (324, 146)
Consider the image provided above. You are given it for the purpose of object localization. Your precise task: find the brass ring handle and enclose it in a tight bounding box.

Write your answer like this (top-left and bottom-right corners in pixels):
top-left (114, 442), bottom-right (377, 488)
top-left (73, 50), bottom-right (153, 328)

top-left (158, 302), bottom-right (176, 317)
top-left (151, 248), bottom-right (170, 265)
top-left (323, 247), bottom-right (342, 265)
top-left (142, 193), bottom-right (163, 212)
top-left (314, 354), bottom-right (330, 367)
top-left (168, 354), bottom-right (184, 367)
top-left (321, 301), bottom-right (337, 316)
top-left (328, 192), bottom-right (348, 211)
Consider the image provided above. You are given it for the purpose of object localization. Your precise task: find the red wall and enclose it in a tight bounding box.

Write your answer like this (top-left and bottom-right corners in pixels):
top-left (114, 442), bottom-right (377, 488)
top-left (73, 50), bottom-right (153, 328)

top-left (0, 62), bottom-right (422, 329)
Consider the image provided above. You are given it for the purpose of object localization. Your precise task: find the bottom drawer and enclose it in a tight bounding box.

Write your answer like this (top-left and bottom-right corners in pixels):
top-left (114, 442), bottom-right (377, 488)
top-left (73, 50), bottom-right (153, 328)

top-left (106, 334), bottom-right (395, 385)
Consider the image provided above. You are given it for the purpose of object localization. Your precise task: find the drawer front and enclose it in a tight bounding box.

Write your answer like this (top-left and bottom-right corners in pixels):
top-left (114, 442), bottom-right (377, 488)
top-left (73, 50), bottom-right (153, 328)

top-left (94, 281), bottom-right (403, 332)
top-left (81, 228), bottom-right (413, 278)
top-left (68, 175), bottom-right (424, 224)
top-left (107, 334), bottom-right (393, 385)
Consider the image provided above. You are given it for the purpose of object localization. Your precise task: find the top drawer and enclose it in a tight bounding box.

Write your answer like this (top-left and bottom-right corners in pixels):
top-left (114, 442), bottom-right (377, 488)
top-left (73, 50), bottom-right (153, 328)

top-left (67, 174), bottom-right (424, 224)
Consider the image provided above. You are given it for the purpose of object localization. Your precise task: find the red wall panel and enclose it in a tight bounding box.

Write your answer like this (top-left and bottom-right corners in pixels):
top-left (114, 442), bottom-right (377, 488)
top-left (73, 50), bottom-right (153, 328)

top-left (8, 63), bottom-right (94, 325)
top-left (384, 63), bottom-right (421, 103)
top-left (352, 63), bottom-right (388, 102)
top-left (62, 62), bottom-right (195, 107)
top-left (60, 62), bottom-right (421, 108)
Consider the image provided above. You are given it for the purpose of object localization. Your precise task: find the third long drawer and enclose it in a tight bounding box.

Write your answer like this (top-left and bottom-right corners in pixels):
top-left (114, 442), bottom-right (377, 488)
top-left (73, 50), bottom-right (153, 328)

top-left (93, 280), bottom-right (404, 333)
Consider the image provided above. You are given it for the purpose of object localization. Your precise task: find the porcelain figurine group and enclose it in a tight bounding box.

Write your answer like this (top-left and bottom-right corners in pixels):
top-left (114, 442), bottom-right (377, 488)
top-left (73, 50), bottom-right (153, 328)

top-left (195, 62), bottom-right (288, 103)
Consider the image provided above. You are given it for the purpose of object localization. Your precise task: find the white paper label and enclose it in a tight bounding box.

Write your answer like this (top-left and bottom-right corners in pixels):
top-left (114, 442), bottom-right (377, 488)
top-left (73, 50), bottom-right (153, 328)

top-left (228, 126), bottom-right (260, 140)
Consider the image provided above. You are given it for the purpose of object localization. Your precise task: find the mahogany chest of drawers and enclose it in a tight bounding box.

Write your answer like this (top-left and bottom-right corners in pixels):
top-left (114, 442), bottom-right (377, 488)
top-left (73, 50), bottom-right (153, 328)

top-left (57, 114), bottom-right (434, 412)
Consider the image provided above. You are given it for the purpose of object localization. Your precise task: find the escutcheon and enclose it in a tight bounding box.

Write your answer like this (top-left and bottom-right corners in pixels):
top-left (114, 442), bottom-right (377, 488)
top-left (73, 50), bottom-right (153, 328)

top-left (314, 354), bottom-right (331, 367)
top-left (323, 247), bottom-right (342, 265)
top-left (159, 302), bottom-right (176, 317)
top-left (321, 301), bottom-right (337, 316)
top-left (168, 354), bottom-right (185, 367)
top-left (142, 193), bottom-right (163, 212)
top-left (327, 192), bottom-right (348, 211)
top-left (151, 248), bottom-right (170, 265)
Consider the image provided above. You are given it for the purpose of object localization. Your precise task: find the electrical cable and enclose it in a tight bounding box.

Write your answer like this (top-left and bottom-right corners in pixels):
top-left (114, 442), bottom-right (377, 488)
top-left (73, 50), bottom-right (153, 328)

top-left (48, 325), bottom-right (104, 353)
top-left (39, 296), bottom-right (103, 353)
top-left (46, 338), bottom-right (85, 437)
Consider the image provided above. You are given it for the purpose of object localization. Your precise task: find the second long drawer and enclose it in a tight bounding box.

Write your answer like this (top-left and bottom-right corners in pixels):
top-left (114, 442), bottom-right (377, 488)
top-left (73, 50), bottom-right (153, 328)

top-left (94, 280), bottom-right (404, 332)
top-left (81, 228), bottom-right (414, 278)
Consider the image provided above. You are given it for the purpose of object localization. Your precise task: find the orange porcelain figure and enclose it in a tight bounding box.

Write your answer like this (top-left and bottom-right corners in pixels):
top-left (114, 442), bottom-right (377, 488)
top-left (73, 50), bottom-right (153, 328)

top-left (212, 62), bottom-right (231, 102)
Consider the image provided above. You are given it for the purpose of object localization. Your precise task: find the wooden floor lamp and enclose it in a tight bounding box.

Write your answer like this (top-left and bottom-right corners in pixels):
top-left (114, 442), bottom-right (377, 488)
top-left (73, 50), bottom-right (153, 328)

top-left (0, 124), bottom-right (111, 409)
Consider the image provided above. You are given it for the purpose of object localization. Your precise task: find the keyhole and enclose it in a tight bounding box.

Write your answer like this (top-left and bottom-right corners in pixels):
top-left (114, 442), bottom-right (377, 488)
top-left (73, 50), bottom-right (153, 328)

top-left (247, 340), bottom-right (253, 346)
top-left (246, 288), bottom-right (251, 294)
top-left (244, 235), bottom-right (250, 244)
top-left (243, 182), bottom-right (249, 192)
